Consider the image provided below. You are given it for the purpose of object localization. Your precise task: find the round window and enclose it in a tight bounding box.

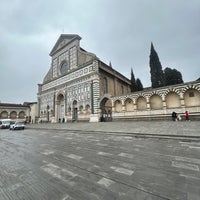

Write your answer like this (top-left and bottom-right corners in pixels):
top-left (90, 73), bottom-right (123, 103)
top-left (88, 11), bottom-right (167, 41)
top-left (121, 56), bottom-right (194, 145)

top-left (60, 62), bottom-right (68, 75)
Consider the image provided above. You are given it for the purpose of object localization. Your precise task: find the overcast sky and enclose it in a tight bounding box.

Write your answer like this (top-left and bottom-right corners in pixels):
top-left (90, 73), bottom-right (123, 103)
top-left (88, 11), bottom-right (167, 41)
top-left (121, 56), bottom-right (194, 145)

top-left (0, 0), bottom-right (200, 103)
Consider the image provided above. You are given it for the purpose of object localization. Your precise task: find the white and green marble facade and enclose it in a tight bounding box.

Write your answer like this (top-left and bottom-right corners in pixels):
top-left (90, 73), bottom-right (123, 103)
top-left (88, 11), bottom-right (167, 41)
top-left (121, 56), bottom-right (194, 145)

top-left (111, 81), bottom-right (200, 120)
top-left (38, 34), bottom-right (101, 122)
top-left (38, 34), bottom-right (200, 122)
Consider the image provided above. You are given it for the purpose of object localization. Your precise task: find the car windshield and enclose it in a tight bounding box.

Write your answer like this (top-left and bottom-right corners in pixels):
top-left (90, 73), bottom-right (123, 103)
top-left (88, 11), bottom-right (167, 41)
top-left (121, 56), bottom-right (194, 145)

top-left (16, 122), bottom-right (24, 125)
top-left (3, 121), bottom-right (10, 124)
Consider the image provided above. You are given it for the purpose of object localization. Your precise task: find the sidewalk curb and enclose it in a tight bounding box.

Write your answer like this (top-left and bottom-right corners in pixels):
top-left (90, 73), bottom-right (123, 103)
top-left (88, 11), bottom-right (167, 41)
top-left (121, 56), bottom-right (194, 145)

top-left (26, 126), bottom-right (200, 141)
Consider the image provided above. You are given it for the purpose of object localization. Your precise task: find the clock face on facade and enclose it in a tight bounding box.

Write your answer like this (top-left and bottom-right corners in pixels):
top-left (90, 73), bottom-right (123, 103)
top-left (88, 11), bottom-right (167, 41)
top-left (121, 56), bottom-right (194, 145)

top-left (60, 62), bottom-right (68, 75)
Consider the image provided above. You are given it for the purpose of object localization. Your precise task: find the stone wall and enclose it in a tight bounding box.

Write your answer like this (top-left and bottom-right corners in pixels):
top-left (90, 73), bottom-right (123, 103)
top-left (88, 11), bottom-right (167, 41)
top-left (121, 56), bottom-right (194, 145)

top-left (111, 80), bottom-right (200, 121)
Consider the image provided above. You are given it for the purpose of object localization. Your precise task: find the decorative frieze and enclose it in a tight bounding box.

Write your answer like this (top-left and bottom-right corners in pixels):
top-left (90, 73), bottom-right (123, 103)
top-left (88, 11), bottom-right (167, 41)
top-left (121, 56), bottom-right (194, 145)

top-left (42, 64), bottom-right (96, 91)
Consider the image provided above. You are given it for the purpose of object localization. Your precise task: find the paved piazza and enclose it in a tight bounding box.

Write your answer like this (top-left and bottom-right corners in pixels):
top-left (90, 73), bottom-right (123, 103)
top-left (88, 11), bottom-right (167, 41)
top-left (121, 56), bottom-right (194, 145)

top-left (0, 123), bottom-right (200, 200)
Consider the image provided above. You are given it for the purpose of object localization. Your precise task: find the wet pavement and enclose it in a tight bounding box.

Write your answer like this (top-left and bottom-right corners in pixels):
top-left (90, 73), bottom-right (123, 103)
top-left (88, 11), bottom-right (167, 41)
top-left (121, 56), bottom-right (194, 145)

top-left (0, 121), bottom-right (200, 200)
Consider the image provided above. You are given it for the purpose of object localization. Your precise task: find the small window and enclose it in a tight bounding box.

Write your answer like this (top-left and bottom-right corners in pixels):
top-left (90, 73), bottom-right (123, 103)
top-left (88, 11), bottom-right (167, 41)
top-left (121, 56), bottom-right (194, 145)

top-left (103, 78), bottom-right (108, 94)
top-left (189, 92), bottom-right (195, 97)
top-left (121, 85), bottom-right (124, 95)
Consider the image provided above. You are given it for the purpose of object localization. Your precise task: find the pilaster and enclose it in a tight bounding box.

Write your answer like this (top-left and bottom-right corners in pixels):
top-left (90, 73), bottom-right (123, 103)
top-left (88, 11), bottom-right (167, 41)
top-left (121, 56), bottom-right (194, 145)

top-left (90, 79), bottom-right (100, 122)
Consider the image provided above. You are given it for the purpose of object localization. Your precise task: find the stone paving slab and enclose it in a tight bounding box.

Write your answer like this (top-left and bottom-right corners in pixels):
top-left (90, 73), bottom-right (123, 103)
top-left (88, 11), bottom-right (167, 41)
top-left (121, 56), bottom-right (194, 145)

top-left (1, 128), bottom-right (200, 199)
top-left (27, 121), bottom-right (200, 138)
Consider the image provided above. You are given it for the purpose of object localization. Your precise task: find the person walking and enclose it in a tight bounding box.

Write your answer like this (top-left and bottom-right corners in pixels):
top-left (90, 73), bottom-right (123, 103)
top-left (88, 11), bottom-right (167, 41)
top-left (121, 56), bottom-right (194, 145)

top-left (172, 111), bottom-right (177, 121)
top-left (185, 111), bottom-right (189, 121)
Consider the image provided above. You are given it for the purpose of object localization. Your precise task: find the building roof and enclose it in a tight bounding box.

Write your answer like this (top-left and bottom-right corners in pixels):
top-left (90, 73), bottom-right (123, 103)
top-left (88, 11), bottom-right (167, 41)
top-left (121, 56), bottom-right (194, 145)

top-left (0, 103), bottom-right (31, 108)
top-left (99, 60), bottom-right (131, 85)
top-left (49, 34), bottom-right (82, 56)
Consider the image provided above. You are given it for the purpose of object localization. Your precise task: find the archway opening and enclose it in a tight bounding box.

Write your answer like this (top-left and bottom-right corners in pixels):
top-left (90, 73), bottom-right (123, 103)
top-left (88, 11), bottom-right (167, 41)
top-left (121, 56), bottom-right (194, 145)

top-left (0, 111), bottom-right (8, 119)
top-left (19, 111), bottom-right (25, 119)
top-left (57, 93), bottom-right (65, 122)
top-left (100, 97), bottom-right (112, 122)
top-left (10, 111), bottom-right (17, 119)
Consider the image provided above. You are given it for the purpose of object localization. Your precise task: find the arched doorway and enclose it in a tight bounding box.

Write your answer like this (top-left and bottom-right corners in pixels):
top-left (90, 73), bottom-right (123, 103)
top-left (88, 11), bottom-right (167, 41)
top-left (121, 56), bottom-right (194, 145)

top-left (57, 93), bottom-right (65, 122)
top-left (72, 100), bottom-right (78, 122)
top-left (100, 97), bottom-right (112, 122)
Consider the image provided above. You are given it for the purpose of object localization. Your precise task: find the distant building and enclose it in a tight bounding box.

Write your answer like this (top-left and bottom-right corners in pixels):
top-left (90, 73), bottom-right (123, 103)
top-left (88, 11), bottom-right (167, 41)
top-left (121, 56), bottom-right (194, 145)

top-left (0, 102), bottom-right (38, 123)
top-left (23, 102), bottom-right (38, 123)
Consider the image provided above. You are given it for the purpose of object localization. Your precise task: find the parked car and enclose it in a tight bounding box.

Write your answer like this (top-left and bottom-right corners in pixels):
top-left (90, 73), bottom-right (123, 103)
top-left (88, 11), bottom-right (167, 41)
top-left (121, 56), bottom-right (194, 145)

top-left (10, 121), bottom-right (25, 130)
top-left (0, 119), bottom-right (12, 129)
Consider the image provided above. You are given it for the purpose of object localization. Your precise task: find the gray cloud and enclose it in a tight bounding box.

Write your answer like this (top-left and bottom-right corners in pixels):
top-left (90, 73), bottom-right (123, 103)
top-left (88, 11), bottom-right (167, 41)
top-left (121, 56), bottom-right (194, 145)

top-left (0, 0), bottom-right (199, 103)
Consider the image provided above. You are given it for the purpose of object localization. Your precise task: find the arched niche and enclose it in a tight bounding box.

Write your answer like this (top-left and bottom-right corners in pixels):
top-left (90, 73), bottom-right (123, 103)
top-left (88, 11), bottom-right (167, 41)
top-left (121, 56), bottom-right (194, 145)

top-left (150, 94), bottom-right (163, 109)
top-left (184, 89), bottom-right (200, 106)
top-left (124, 98), bottom-right (134, 111)
top-left (166, 92), bottom-right (181, 108)
top-left (136, 97), bottom-right (147, 110)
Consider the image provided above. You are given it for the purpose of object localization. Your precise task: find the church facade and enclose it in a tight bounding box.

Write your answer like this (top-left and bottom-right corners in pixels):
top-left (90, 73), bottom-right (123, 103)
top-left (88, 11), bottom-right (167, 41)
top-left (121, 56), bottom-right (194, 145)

top-left (38, 34), bottom-right (200, 123)
top-left (37, 34), bottom-right (131, 123)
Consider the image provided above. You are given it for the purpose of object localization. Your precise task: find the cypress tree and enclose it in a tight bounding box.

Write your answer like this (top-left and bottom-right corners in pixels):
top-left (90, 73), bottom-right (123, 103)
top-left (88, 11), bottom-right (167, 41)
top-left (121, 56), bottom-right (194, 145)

top-left (149, 43), bottom-right (164, 88)
top-left (131, 68), bottom-right (136, 92)
top-left (136, 78), bottom-right (143, 91)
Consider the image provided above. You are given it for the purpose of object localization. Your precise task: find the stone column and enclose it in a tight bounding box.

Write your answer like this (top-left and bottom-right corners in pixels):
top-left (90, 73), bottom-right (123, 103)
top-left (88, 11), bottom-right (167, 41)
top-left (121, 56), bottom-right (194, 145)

top-left (65, 92), bottom-right (68, 122)
top-left (162, 95), bottom-right (167, 115)
top-left (121, 99), bottom-right (125, 112)
top-left (90, 79), bottom-right (100, 122)
top-left (37, 97), bottom-right (41, 118)
top-left (111, 100), bottom-right (115, 112)
top-left (133, 100), bottom-right (137, 111)
top-left (55, 101), bottom-right (60, 123)
top-left (53, 93), bottom-right (56, 116)
top-left (180, 92), bottom-right (185, 107)
top-left (146, 97), bottom-right (150, 110)
top-left (162, 95), bottom-right (167, 108)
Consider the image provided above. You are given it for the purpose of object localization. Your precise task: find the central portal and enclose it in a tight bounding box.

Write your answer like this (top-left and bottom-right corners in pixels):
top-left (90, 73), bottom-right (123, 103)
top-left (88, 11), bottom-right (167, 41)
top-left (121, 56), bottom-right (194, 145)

top-left (57, 93), bottom-right (65, 122)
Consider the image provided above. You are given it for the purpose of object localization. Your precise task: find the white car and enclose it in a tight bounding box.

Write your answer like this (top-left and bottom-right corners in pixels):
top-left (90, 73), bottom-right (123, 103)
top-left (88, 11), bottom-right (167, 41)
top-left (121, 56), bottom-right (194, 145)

top-left (0, 119), bottom-right (12, 129)
top-left (10, 121), bottom-right (25, 130)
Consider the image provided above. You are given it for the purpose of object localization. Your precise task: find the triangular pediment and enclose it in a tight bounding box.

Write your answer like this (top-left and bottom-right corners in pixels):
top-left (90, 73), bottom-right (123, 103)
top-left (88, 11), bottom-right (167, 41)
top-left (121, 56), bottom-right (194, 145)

top-left (50, 34), bottom-right (81, 56)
